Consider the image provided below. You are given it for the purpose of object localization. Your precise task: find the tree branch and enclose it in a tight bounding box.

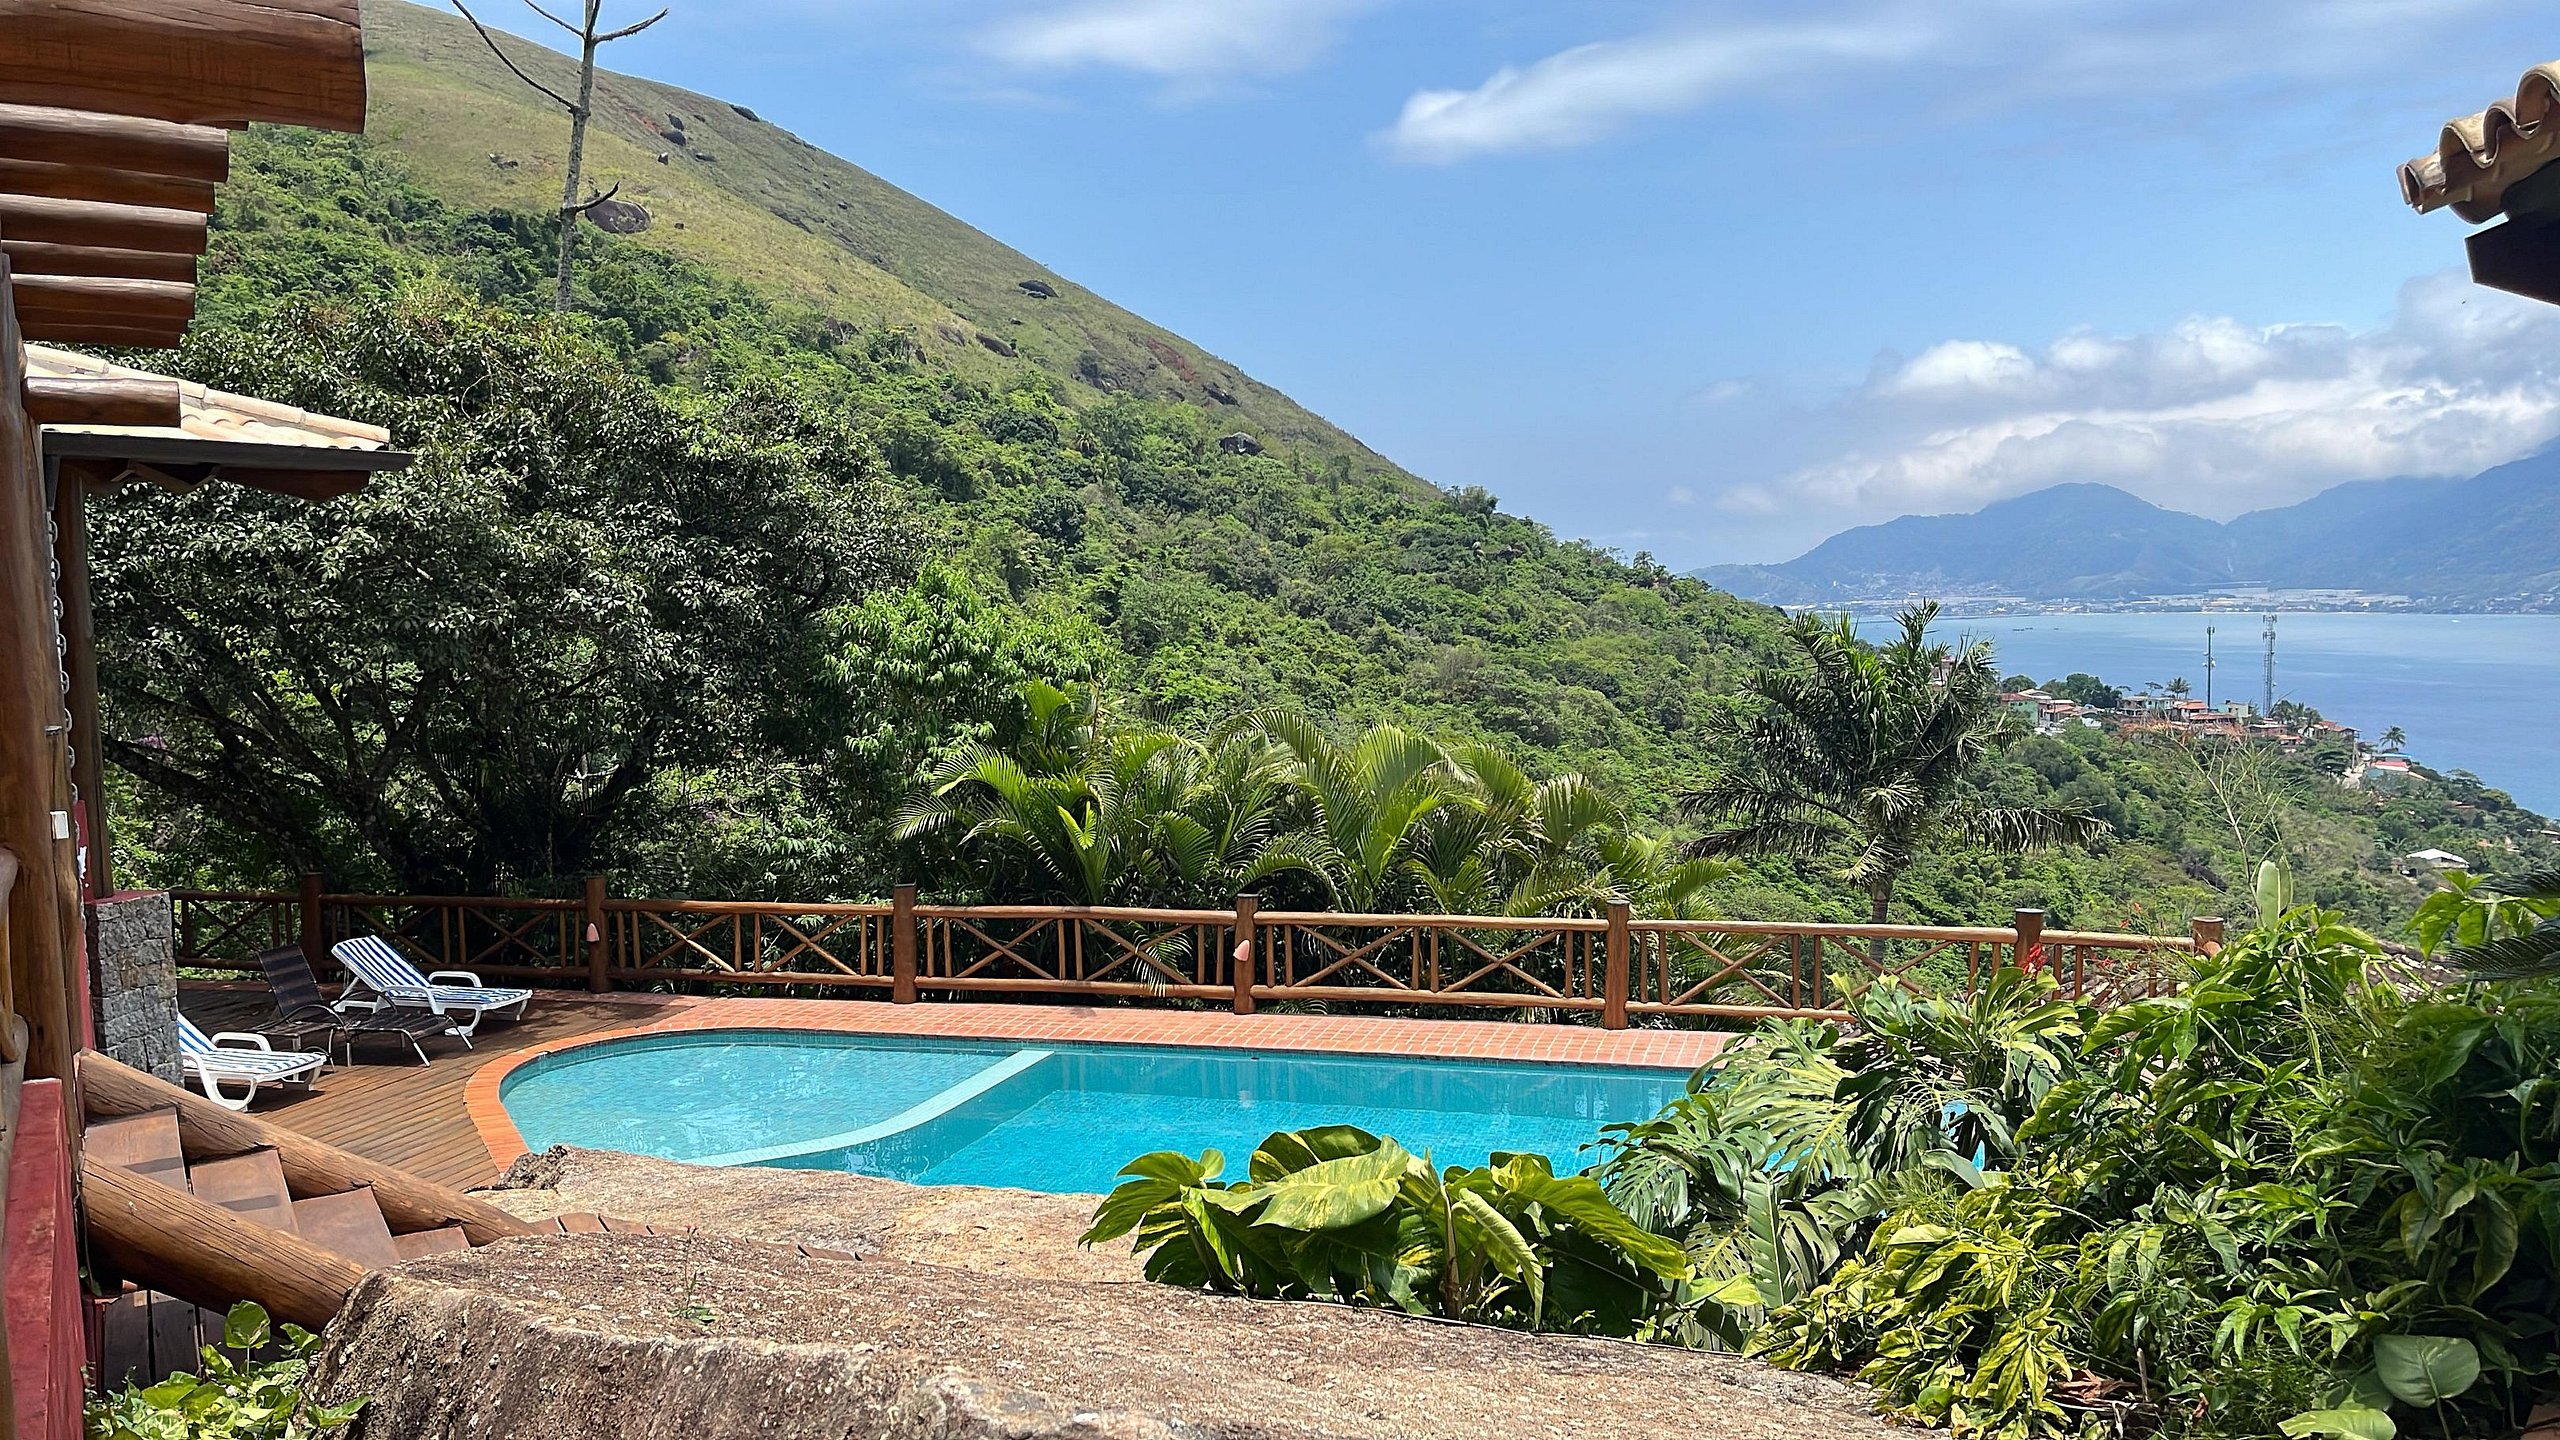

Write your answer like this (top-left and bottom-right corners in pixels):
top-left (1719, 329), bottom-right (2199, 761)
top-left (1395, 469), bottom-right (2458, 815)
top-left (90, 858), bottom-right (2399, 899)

top-left (597, 7), bottom-right (669, 42)
top-left (452, 1), bottom-right (579, 112)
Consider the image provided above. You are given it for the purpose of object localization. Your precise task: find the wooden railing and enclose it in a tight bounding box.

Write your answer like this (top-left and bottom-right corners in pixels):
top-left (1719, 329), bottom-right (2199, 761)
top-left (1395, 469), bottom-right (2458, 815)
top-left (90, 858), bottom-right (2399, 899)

top-left (168, 877), bottom-right (2219, 1029)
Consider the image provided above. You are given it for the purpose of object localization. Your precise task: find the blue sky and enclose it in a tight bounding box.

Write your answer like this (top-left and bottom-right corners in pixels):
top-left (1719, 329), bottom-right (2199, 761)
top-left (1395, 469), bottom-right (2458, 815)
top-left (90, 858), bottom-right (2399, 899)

top-left (567, 1), bottom-right (2560, 566)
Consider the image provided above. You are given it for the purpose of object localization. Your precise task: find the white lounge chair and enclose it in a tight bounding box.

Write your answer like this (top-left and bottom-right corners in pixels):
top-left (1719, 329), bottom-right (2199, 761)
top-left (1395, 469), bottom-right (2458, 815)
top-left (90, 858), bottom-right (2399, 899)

top-left (329, 934), bottom-right (533, 1044)
top-left (178, 1014), bottom-right (327, 1111)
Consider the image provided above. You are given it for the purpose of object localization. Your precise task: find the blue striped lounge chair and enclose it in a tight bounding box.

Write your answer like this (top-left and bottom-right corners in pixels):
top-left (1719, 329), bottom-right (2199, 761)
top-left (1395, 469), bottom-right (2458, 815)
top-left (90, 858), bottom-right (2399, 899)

top-left (178, 1014), bottom-right (327, 1111)
top-left (329, 934), bottom-right (533, 1043)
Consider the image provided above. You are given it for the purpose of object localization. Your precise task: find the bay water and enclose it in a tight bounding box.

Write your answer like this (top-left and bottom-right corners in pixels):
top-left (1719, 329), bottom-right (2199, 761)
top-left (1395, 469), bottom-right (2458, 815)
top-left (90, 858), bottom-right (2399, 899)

top-left (1857, 612), bottom-right (2560, 817)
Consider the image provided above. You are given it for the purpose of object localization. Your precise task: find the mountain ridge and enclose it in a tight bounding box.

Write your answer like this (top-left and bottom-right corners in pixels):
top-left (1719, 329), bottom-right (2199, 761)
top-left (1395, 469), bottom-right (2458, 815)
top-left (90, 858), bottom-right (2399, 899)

top-left (1697, 454), bottom-right (2560, 608)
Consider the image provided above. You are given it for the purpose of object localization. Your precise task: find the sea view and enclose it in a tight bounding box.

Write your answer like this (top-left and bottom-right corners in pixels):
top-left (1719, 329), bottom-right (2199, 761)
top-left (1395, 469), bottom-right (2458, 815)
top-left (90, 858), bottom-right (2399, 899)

top-left (1869, 611), bottom-right (2560, 816)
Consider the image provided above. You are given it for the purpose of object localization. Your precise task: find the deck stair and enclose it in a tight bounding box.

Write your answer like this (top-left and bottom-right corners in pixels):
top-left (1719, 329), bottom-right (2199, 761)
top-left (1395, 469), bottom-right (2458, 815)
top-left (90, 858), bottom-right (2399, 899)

top-left (80, 1052), bottom-right (547, 1391)
top-left (77, 1053), bottom-right (841, 1393)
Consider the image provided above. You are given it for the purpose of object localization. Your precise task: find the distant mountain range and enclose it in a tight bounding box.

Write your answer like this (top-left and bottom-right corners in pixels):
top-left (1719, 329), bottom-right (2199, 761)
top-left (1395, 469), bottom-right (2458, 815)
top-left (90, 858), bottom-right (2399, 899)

top-left (1697, 450), bottom-right (2560, 609)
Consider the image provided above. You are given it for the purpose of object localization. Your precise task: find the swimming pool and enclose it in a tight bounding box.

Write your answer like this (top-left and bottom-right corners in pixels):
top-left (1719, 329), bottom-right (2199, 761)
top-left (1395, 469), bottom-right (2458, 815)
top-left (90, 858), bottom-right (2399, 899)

top-left (497, 1030), bottom-right (1691, 1194)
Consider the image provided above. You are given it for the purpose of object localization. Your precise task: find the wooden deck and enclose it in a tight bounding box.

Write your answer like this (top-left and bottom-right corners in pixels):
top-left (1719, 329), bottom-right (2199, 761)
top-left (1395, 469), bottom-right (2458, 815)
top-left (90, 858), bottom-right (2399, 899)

top-left (176, 985), bottom-right (698, 1189)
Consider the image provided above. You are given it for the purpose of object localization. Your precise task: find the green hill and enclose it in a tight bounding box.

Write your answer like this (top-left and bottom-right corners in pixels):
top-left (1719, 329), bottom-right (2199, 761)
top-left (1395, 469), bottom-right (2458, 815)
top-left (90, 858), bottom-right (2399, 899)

top-left (90, 3), bottom-right (2556, 938)
top-left (357, 0), bottom-right (1397, 472)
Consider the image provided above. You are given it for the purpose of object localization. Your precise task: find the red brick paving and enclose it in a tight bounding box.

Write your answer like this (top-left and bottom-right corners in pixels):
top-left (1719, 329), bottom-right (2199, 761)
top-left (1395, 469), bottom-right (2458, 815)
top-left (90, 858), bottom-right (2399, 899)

top-left (465, 998), bottom-right (1732, 1175)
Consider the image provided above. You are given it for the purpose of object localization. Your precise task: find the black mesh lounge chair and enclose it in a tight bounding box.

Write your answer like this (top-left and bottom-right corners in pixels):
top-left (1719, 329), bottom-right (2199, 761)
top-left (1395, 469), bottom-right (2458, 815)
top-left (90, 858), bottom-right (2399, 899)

top-left (253, 944), bottom-right (460, 1066)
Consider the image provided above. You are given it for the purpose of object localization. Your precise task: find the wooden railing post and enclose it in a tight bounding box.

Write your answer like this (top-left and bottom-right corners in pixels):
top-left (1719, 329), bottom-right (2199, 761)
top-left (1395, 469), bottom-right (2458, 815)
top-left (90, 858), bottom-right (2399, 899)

top-left (1231, 893), bottom-right (1259, 1015)
top-left (296, 871), bottom-right (323, 973)
top-left (891, 883), bottom-right (918, 1004)
top-left (1602, 900), bottom-right (1631, 1030)
top-left (2190, 915), bottom-right (2225, 957)
top-left (582, 874), bottom-right (608, 993)
top-left (2012, 907), bottom-right (2045, 974)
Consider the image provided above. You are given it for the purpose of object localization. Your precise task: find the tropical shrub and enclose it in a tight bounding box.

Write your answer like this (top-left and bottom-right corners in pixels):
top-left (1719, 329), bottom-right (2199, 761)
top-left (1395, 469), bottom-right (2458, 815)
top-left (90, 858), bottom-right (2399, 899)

top-left (87, 1302), bottom-right (361, 1439)
top-left (1082, 1125), bottom-right (1689, 1335)
top-left (1613, 913), bottom-right (2560, 1439)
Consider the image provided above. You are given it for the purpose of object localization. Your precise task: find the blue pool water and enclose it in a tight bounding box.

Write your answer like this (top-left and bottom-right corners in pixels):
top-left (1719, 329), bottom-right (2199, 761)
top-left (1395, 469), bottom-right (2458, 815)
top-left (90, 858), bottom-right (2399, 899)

top-left (499, 1030), bottom-right (1690, 1194)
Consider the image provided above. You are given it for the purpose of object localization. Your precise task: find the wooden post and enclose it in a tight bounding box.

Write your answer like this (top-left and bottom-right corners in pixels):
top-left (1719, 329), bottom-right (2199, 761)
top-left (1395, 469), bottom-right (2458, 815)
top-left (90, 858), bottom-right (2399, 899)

top-left (1602, 900), bottom-right (1631, 1031)
top-left (0, 277), bottom-right (80, 1087)
top-left (891, 883), bottom-right (918, 1004)
top-left (2012, 907), bottom-right (2045, 973)
top-left (582, 874), bottom-right (608, 993)
top-left (296, 871), bottom-right (323, 974)
top-left (1231, 894), bottom-right (1259, 1015)
top-left (2190, 916), bottom-right (2225, 957)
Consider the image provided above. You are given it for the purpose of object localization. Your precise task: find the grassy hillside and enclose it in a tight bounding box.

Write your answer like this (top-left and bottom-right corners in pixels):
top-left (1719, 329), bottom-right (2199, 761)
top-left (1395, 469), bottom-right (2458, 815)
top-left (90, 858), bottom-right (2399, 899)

top-left (358, 0), bottom-right (1403, 475)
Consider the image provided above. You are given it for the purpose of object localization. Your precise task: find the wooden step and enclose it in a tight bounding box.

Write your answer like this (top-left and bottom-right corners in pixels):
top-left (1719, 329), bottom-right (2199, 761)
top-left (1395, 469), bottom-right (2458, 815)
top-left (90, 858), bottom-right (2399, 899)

top-left (390, 1225), bottom-right (470, 1261)
top-left (290, 1189), bottom-right (401, 1269)
top-left (86, 1109), bottom-right (188, 1193)
top-left (185, 1149), bottom-right (297, 1234)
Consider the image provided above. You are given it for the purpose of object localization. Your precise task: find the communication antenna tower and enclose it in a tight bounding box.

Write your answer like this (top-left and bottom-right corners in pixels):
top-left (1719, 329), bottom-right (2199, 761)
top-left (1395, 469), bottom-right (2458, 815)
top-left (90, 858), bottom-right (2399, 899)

top-left (2261, 613), bottom-right (2278, 717)
top-left (2204, 625), bottom-right (2216, 710)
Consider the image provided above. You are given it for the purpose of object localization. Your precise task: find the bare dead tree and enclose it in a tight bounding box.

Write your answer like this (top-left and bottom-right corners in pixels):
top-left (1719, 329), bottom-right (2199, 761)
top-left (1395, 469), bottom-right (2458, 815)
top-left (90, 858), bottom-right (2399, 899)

top-left (452, 0), bottom-right (669, 312)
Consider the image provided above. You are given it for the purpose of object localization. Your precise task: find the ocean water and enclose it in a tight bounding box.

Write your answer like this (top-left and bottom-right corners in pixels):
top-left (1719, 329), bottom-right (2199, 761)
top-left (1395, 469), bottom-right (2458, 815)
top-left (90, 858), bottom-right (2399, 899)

top-left (498, 1031), bottom-right (1690, 1195)
top-left (1862, 612), bottom-right (2560, 815)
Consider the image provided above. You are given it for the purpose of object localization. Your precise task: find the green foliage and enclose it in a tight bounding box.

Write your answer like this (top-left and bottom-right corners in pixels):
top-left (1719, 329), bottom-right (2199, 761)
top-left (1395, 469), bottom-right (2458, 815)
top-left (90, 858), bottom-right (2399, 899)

top-left (87, 1303), bottom-right (361, 1440)
top-left (2428, 867), bottom-right (2560, 981)
top-left (1671, 911), bottom-right (2560, 1438)
top-left (900, 682), bottom-right (1730, 916)
top-left (1082, 1126), bottom-right (1688, 1335)
top-left (1681, 604), bottom-right (2108, 925)
top-left (92, 287), bottom-right (909, 894)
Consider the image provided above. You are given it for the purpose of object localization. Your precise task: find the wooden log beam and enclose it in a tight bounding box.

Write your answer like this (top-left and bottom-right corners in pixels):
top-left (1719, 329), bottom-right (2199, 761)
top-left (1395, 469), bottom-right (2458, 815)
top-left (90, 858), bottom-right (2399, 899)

top-left (22, 376), bottom-right (180, 428)
top-left (0, 2), bottom-right (366, 133)
top-left (79, 1052), bottom-right (540, 1245)
top-left (0, 155), bottom-right (215, 211)
top-left (2, 238), bottom-right (194, 283)
top-left (83, 1160), bottom-right (367, 1330)
top-left (11, 274), bottom-right (194, 326)
top-left (16, 321), bottom-right (185, 349)
top-left (0, 104), bottom-right (226, 182)
top-left (0, 194), bottom-right (204, 254)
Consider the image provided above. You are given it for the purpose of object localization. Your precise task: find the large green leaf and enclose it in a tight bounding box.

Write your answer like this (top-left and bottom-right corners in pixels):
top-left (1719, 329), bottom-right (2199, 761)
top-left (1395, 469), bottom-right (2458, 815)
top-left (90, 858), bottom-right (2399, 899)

top-left (2279, 1407), bottom-right (2396, 1439)
top-left (1254, 1140), bottom-right (1417, 1231)
top-left (2372, 1335), bottom-right (2480, 1406)
top-left (1250, 1126), bottom-right (1387, 1182)
top-left (1498, 1170), bottom-right (1689, 1279)
top-left (1451, 1187), bottom-right (1544, 1325)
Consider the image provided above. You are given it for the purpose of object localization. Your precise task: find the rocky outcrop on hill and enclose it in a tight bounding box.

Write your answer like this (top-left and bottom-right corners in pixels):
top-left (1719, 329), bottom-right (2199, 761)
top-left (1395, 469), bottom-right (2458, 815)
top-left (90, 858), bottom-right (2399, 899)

top-left (315, 1232), bottom-right (1894, 1439)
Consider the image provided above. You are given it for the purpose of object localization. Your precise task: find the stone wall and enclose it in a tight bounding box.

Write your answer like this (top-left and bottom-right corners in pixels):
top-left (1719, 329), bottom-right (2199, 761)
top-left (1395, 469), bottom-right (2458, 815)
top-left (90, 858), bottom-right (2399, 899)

top-left (90, 891), bottom-right (179, 1082)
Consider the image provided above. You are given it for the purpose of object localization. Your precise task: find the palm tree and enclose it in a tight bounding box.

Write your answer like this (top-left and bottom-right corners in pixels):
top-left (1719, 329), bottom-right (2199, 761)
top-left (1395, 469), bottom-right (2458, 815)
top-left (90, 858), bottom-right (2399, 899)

top-left (2165, 676), bottom-right (2192, 698)
top-left (1246, 716), bottom-right (1458, 911)
top-left (897, 681), bottom-right (1289, 909)
top-left (2379, 725), bottom-right (2407, 753)
top-left (2438, 866), bottom-right (2560, 979)
top-left (1677, 604), bottom-right (2109, 941)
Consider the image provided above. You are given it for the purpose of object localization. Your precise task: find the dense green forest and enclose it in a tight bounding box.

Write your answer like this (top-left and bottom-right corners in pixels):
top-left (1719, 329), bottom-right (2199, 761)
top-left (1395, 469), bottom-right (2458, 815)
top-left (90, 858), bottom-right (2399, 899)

top-left (90, 124), bottom-right (2557, 937)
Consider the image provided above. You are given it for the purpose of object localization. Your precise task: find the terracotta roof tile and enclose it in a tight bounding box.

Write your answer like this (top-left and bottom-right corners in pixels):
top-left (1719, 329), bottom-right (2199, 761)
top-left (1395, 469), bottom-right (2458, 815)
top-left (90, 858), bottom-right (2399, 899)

top-left (2402, 62), bottom-right (2560, 222)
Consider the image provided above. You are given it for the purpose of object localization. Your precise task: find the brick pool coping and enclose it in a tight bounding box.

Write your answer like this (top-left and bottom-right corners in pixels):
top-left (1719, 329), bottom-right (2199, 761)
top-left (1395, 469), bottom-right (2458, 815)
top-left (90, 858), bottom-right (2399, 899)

top-left (462, 997), bottom-right (1734, 1177)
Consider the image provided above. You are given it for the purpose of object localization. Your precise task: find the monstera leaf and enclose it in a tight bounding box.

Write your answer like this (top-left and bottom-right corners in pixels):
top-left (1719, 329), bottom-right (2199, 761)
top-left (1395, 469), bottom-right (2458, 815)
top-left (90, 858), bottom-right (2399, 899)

top-left (2373, 1335), bottom-right (2479, 1407)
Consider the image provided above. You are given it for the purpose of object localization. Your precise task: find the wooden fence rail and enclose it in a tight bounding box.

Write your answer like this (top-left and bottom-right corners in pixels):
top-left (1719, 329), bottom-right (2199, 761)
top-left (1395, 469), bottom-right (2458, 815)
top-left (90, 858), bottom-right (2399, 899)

top-left (167, 879), bottom-right (2220, 1030)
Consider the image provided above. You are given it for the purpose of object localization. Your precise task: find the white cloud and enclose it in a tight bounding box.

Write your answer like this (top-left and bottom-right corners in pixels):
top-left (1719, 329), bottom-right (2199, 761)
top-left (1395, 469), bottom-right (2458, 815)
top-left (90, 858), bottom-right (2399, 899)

top-left (1383, 19), bottom-right (1927, 162)
top-left (984, 0), bottom-right (1377, 80)
top-left (1739, 272), bottom-right (2560, 523)
top-left (1381, 0), bottom-right (2500, 162)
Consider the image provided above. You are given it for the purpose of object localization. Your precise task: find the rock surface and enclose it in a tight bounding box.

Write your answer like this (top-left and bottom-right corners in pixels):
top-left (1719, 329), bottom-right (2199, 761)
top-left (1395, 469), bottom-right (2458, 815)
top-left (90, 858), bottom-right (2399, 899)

top-left (316, 1233), bottom-right (1895, 1439)
top-left (485, 1146), bottom-right (1140, 1282)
